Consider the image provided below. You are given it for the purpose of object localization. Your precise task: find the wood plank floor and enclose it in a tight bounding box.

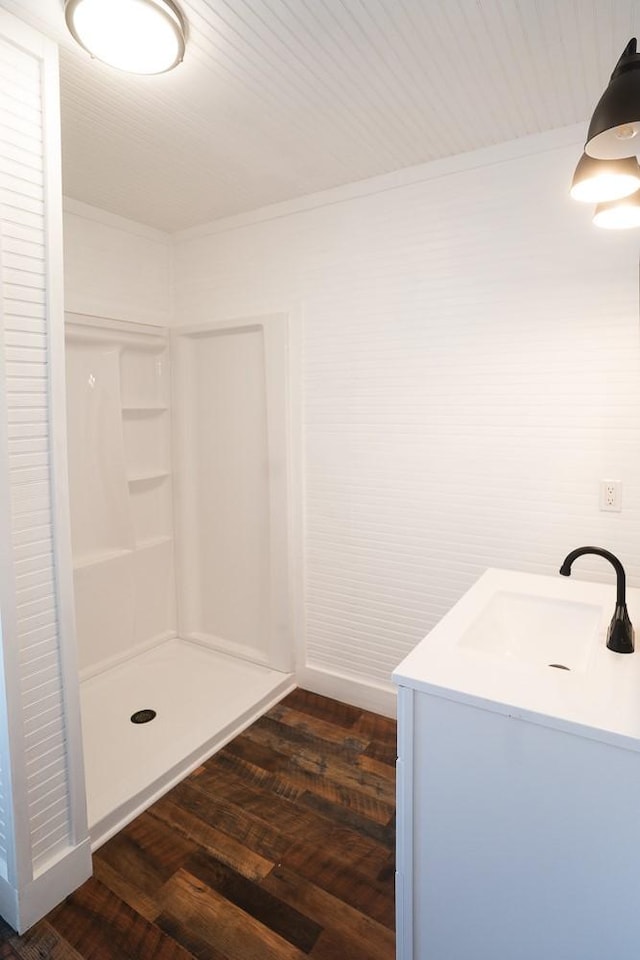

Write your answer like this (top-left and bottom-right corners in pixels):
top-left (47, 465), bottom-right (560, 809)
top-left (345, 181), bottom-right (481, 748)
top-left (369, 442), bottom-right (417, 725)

top-left (0, 689), bottom-right (397, 959)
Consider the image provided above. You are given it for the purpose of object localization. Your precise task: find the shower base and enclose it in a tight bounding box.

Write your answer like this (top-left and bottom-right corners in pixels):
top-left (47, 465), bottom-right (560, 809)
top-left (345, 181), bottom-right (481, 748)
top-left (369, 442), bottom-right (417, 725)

top-left (79, 637), bottom-right (294, 848)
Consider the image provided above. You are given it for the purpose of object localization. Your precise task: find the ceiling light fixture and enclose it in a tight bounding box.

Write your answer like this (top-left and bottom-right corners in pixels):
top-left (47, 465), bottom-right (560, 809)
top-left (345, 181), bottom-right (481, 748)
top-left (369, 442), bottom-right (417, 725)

top-left (593, 190), bottom-right (640, 229)
top-left (65, 0), bottom-right (186, 75)
top-left (570, 153), bottom-right (640, 203)
top-left (585, 38), bottom-right (640, 159)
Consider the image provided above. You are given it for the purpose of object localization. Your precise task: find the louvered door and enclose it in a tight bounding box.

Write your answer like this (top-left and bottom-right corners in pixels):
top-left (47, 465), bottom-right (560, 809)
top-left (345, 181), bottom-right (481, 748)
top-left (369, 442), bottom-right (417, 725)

top-left (0, 9), bottom-right (90, 933)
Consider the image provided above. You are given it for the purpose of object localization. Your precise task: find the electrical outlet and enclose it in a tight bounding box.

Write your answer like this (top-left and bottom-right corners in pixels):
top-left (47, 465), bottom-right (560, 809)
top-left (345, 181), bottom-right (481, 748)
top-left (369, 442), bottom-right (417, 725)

top-left (600, 480), bottom-right (622, 512)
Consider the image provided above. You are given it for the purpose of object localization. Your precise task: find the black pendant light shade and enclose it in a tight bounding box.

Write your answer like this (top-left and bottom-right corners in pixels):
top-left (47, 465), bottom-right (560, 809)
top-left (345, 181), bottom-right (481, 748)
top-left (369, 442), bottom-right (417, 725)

top-left (585, 39), bottom-right (640, 159)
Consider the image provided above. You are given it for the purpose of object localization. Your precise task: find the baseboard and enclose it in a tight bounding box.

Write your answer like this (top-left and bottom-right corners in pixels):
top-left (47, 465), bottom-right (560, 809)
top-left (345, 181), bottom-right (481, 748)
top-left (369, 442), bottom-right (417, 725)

top-left (0, 839), bottom-right (92, 934)
top-left (297, 664), bottom-right (397, 718)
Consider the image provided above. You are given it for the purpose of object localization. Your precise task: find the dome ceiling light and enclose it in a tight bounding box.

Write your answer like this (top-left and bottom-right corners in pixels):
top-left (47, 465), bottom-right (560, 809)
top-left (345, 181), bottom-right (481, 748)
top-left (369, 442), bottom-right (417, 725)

top-left (65, 0), bottom-right (186, 75)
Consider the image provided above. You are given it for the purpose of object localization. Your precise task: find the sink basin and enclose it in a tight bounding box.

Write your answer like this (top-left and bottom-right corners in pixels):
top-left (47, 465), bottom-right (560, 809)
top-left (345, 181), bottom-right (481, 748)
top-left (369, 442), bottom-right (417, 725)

top-left (457, 591), bottom-right (602, 672)
top-left (392, 567), bottom-right (640, 751)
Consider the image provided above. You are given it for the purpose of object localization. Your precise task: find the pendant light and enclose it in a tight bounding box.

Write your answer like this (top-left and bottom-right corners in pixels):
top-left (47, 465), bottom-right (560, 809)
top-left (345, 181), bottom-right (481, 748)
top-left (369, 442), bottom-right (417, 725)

top-left (570, 153), bottom-right (640, 202)
top-left (585, 38), bottom-right (640, 159)
top-left (65, 0), bottom-right (186, 75)
top-left (593, 190), bottom-right (640, 229)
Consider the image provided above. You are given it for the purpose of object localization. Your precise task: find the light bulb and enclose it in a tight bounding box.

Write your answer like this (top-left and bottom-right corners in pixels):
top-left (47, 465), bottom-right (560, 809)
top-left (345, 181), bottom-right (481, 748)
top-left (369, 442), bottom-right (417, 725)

top-left (571, 171), bottom-right (640, 202)
top-left (570, 153), bottom-right (640, 203)
top-left (593, 191), bottom-right (640, 229)
top-left (614, 125), bottom-right (638, 141)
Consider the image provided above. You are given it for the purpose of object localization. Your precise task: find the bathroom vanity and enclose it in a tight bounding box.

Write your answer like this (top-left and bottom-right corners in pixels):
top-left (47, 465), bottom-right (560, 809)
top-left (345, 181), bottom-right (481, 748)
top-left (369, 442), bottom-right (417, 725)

top-left (393, 568), bottom-right (640, 960)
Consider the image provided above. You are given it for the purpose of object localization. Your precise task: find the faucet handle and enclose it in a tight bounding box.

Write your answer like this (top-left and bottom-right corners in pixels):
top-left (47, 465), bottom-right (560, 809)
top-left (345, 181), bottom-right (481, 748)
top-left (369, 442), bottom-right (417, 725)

top-left (607, 603), bottom-right (635, 654)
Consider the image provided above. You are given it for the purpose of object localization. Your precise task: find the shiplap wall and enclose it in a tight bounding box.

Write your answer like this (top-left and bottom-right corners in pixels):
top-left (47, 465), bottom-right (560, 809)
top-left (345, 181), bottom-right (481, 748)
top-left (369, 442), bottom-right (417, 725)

top-left (173, 131), bottom-right (640, 714)
top-left (63, 198), bottom-right (171, 326)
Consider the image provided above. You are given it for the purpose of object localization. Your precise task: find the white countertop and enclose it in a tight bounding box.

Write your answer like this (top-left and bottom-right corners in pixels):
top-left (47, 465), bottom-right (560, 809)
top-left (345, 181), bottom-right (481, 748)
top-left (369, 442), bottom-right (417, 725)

top-left (392, 568), bottom-right (640, 753)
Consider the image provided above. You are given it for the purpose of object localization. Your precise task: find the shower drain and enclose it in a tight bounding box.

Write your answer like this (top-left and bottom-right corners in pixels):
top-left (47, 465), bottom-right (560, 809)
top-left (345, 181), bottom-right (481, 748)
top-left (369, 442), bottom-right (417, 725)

top-left (130, 709), bottom-right (157, 724)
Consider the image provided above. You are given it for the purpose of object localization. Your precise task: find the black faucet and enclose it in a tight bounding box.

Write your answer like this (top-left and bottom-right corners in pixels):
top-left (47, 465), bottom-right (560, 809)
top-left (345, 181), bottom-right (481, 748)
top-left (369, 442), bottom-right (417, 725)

top-left (559, 546), bottom-right (634, 654)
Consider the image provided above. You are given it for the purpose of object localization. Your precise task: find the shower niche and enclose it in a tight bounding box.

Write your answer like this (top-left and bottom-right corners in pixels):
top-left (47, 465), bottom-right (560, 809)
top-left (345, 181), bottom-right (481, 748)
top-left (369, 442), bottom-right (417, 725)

top-left (65, 313), bottom-right (294, 845)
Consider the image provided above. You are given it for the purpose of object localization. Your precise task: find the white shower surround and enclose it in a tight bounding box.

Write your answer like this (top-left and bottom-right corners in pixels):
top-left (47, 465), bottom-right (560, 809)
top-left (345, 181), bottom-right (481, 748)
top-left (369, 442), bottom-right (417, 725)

top-left (63, 305), bottom-right (295, 847)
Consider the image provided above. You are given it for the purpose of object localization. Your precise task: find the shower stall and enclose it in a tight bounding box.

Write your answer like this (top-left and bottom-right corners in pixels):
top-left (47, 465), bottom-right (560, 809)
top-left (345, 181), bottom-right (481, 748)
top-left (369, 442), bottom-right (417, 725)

top-left (0, 6), bottom-right (298, 926)
top-left (64, 311), bottom-right (294, 846)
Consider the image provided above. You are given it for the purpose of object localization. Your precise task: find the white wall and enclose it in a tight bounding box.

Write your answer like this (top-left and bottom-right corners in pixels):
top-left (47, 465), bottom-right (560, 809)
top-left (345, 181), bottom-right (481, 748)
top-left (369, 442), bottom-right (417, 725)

top-left (63, 198), bottom-right (172, 325)
top-left (172, 127), bottom-right (640, 715)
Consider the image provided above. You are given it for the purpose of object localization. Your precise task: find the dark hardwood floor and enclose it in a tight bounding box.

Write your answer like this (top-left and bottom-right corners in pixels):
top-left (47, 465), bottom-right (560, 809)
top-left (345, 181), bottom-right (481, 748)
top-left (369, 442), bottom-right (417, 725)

top-left (0, 688), bottom-right (396, 959)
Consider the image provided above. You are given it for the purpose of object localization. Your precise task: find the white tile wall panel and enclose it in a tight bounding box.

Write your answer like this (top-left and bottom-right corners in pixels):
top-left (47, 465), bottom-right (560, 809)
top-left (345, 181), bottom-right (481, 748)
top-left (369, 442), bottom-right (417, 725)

top-left (174, 137), bottom-right (640, 698)
top-left (0, 32), bottom-right (73, 875)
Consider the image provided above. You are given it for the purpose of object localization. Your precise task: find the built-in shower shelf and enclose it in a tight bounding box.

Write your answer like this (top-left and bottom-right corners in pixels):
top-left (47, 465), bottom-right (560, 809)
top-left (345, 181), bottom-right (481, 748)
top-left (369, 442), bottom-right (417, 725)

top-left (73, 547), bottom-right (134, 570)
top-left (67, 316), bottom-right (175, 678)
top-left (127, 470), bottom-right (170, 484)
top-left (121, 405), bottom-right (168, 414)
top-left (136, 535), bottom-right (173, 551)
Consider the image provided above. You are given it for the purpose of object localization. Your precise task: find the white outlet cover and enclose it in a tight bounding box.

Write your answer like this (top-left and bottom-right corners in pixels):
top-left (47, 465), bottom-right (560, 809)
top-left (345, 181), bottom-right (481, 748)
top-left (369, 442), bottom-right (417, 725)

top-left (600, 480), bottom-right (622, 512)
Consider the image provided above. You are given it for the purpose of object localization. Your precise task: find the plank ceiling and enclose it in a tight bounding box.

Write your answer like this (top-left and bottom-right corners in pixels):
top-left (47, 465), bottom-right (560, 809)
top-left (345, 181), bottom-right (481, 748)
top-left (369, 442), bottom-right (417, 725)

top-left (3, 0), bottom-right (640, 231)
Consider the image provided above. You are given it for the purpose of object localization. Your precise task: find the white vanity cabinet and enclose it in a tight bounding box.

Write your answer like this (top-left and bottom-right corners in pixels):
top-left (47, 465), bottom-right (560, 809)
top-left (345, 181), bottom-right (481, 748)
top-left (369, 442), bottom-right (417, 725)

top-left (393, 569), bottom-right (640, 960)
